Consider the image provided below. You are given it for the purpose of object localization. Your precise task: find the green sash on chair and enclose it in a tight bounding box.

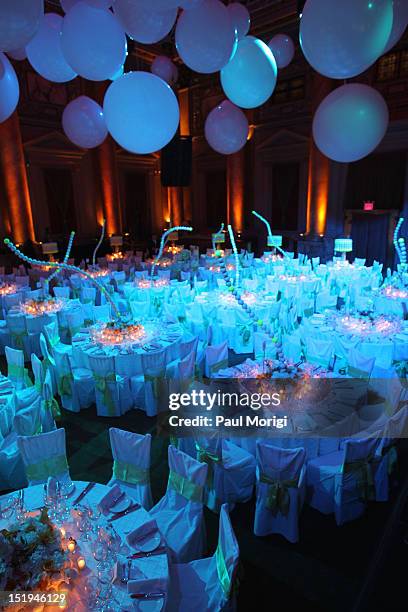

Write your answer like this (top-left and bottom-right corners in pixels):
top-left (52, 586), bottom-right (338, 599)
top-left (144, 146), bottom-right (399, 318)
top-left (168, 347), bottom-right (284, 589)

top-left (43, 397), bottom-right (61, 420)
top-left (196, 444), bottom-right (222, 489)
top-left (144, 371), bottom-right (166, 400)
top-left (237, 324), bottom-right (251, 346)
top-left (25, 453), bottom-right (68, 482)
top-left (113, 459), bottom-right (149, 485)
top-left (168, 470), bottom-right (203, 503)
top-left (94, 372), bottom-right (116, 416)
top-left (215, 544), bottom-right (231, 598)
top-left (209, 359), bottom-right (228, 377)
top-left (342, 455), bottom-right (375, 502)
top-left (8, 364), bottom-right (32, 388)
top-left (58, 372), bottom-right (73, 397)
top-left (259, 472), bottom-right (298, 516)
top-left (10, 330), bottom-right (25, 350)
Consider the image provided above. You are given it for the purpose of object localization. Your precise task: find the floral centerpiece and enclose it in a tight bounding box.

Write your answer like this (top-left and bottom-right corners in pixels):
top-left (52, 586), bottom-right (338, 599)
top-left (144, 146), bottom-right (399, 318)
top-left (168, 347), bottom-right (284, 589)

top-left (0, 282), bottom-right (17, 296)
top-left (0, 509), bottom-right (69, 591)
top-left (20, 297), bottom-right (64, 316)
top-left (90, 320), bottom-right (148, 347)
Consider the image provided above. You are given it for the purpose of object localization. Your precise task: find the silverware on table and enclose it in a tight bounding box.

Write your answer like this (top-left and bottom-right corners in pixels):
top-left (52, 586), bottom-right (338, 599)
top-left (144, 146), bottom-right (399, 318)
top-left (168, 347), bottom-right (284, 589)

top-left (127, 546), bottom-right (167, 560)
top-left (108, 503), bottom-right (141, 522)
top-left (72, 481), bottom-right (95, 506)
top-left (131, 592), bottom-right (165, 600)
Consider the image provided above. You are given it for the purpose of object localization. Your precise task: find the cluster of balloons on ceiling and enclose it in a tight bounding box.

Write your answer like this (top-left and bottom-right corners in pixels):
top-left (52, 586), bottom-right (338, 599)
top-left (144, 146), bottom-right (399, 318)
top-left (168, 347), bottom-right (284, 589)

top-left (0, 0), bottom-right (407, 162)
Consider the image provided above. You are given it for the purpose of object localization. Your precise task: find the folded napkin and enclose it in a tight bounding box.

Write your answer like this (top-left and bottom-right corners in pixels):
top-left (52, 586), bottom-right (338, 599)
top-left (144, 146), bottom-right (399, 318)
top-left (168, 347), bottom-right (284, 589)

top-left (127, 575), bottom-right (165, 596)
top-left (97, 484), bottom-right (123, 515)
top-left (126, 518), bottom-right (158, 548)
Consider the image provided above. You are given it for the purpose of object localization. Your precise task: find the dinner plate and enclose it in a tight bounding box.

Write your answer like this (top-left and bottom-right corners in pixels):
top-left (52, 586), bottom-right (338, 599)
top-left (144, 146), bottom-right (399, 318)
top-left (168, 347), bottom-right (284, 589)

top-left (134, 531), bottom-right (161, 553)
top-left (133, 597), bottom-right (164, 612)
top-left (110, 495), bottom-right (132, 514)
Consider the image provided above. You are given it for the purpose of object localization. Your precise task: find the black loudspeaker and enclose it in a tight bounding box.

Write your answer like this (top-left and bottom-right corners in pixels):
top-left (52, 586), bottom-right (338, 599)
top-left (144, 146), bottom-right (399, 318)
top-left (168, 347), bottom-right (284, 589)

top-left (161, 135), bottom-right (192, 187)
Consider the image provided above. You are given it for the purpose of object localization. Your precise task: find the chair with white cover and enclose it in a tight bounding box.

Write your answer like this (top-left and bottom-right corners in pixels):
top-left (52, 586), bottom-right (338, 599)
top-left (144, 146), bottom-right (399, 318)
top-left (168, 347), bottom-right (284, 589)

top-left (205, 341), bottom-right (228, 378)
top-left (80, 286), bottom-right (97, 305)
top-left (6, 346), bottom-right (31, 390)
top-left (108, 427), bottom-right (153, 509)
top-left (168, 503), bottom-right (239, 612)
top-left (93, 304), bottom-right (111, 323)
top-left (53, 286), bottom-right (70, 299)
top-left (43, 321), bottom-right (72, 355)
top-left (141, 348), bottom-right (168, 416)
top-left (347, 348), bottom-right (375, 379)
top-left (18, 428), bottom-right (73, 488)
top-left (150, 445), bottom-right (208, 562)
top-left (254, 332), bottom-right (277, 361)
top-left (254, 443), bottom-right (306, 543)
top-left (40, 369), bottom-right (59, 433)
top-left (195, 434), bottom-right (256, 513)
top-left (373, 406), bottom-right (408, 502)
top-left (6, 313), bottom-right (30, 358)
top-left (88, 353), bottom-right (130, 417)
top-left (39, 333), bottom-right (58, 395)
top-left (233, 310), bottom-right (254, 354)
top-left (304, 337), bottom-right (334, 369)
top-left (306, 436), bottom-right (380, 525)
top-left (14, 396), bottom-right (42, 437)
top-left (65, 309), bottom-right (85, 340)
top-left (53, 347), bottom-right (94, 412)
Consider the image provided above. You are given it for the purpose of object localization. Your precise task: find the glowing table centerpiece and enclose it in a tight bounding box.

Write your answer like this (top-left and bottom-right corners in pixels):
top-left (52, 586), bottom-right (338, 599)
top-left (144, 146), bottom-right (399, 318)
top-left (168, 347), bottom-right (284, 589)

top-left (151, 225), bottom-right (193, 278)
top-left (90, 320), bottom-right (148, 347)
top-left (334, 238), bottom-right (353, 260)
top-left (136, 277), bottom-right (170, 288)
top-left (333, 313), bottom-right (401, 338)
top-left (0, 283), bottom-right (17, 296)
top-left (380, 285), bottom-right (408, 300)
top-left (86, 267), bottom-right (110, 278)
top-left (20, 297), bottom-right (64, 317)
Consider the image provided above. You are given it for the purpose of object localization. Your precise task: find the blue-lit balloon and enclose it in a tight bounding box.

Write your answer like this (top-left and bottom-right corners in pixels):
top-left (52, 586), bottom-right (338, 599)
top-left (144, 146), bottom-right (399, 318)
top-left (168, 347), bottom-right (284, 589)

top-left (313, 84), bottom-right (389, 163)
top-left (85, 0), bottom-right (116, 8)
top-left (110, 64), bottom-right (124, 81)
top-left (383, 0), bottom-right (408, 53)
top-left (179, 0), bottom-right (204, 9)
top-left (0, 52), bottom-right (19, 123)
top-left (61, 0), bottom-right (81, 13)
top-left (0, 0), bottom-right (43, 52)
top-left (176, 0), bottom-right (237, 74)
top-left (103, 71), bottom-right (180, 154)
top-left (151, 56), bottom-right (177, 85)
top-left (136, 0), bottom-right (179, 8)
top-left (113, 0), bottom-right (177, 44)
top-left (27, 14), bottom-right (77, 83)
top-left (7, 48), bottom-right (27, 61)
top-left (205, 100), bottom-right (248, 155)
top-left (63, 95), bottom-right (107, 148)
top-left (300, 0), bottom-right (393, 79)
top-left (268, 33), bottom-right (295, 69)
top-left (227, 3), bottom-right (250, 40)
top-left (221, 36), bottom-right (277, 109)
top-left (61, 2), bottom-right (127, 81)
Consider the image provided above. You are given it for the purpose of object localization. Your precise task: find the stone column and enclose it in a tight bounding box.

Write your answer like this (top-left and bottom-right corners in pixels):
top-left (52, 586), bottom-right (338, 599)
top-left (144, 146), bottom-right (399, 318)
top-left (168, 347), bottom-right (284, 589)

top-left (0, 111), bottom-right (35, 243)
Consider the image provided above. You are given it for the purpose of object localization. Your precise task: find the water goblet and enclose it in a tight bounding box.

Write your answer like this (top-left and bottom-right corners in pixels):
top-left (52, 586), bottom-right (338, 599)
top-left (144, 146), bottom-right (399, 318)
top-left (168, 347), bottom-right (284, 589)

top-left (0, 497), bottom-right (15, 520)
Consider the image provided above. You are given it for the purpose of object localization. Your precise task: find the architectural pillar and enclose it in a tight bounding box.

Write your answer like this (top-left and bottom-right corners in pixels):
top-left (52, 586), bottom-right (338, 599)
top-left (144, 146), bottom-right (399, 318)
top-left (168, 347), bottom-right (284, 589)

top-left (94, 135), bottom-right (122, 235)
top-left (90, 82), bottom-right (122, 236)
top-left (227, 148), bottom-right (245, 232)
top-left (306, 73), bottom-right (333, 237)
top-left (0, 111), bottom-right (35, 243)
top-left (168, 186), bottom-right (184, 226)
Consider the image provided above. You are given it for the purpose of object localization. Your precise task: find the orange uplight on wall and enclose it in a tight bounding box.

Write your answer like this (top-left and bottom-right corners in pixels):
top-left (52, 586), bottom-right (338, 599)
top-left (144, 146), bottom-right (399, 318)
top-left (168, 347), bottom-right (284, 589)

top-left (306, 142), bottom-right (329, 236)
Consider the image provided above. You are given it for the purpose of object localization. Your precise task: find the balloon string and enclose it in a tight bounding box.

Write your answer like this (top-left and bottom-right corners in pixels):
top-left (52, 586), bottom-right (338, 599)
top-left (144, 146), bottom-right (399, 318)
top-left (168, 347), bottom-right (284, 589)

top-left (93, 219), bottom-right (106, 267)
top-left (3, 238), bottom-right (122, 321)
top-left (151, 225), bottom-right (193, 280)
top-left (212, 222), bottom-right (224, 252)
top-left (46, 231), bottom-right (75, 286)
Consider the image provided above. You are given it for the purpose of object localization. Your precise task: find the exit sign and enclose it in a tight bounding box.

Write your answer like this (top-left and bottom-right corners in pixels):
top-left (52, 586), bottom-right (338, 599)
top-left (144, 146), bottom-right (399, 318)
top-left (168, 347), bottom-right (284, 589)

top-left (364, 201), bottom-right (374, 211)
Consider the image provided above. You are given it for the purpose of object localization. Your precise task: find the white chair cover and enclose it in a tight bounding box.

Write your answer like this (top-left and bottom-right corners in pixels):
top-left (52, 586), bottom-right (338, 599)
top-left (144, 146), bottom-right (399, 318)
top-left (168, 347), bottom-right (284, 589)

top-left (108, 427), bottom-right (153, 509)
top-left (6, 346), bottom-right (31, 390)
top-left (254, 443), bottom-right (306, 543)
top-left (306, 436), bottom-right (379, 525)
top-left (151, 445), bottom-right (208, 562)
top-left (205, 341), bottom-right (228, 378)
top-left (18, 427), bottom-right (72, 487)
top-left (168, 503), bottom-right (239, 612)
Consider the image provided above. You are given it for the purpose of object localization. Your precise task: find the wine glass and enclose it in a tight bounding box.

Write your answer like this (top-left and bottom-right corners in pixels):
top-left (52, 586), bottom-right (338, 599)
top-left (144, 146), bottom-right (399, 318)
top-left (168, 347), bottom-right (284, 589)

top-left (83, 503), bottom-right (101, 535)
top-left (83, 576), bottom-right (101, 610)
top-left (75, 505), bottom-right (91, 541)
top-left (0, 497), bottom-right (15, 520)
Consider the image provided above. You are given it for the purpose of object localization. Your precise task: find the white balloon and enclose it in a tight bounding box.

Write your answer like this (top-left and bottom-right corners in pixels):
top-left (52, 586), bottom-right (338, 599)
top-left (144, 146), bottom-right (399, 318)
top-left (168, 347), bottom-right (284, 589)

top-left (114, 0), bottom-right (177, 44)
top-left (268, 34), bottom-right (295, 69)
top-left (0, 0), bottom-right (43, 52)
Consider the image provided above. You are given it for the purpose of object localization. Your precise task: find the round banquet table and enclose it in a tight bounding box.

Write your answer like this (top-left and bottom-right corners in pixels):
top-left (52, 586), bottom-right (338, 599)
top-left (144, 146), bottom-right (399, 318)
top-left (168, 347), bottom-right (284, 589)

top-left (0, 481), bottom-right (169, 612)
top-left (302, 312), bottom-right (408, 365)
top-left (71, 321), bottom-right (183, 378)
